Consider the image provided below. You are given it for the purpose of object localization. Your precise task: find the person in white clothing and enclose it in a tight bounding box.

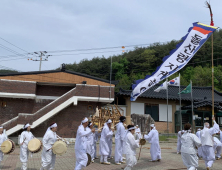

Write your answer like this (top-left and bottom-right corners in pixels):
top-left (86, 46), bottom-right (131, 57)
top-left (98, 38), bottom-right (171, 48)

top-left (115, 116), bottom-right (126, 165)
top-left (93, 125), bottom-right (100, 159)
top-left (74, 117), bottom-right (95, 170)
top-left (218, 130), bottom-right (222, 143)
top-left (177, 130), bottom-right (185, 154)
top-left (86, 122), bottom-right (95, 163)
top-left (135, 125), bottom-right (142, 140)
top-left (40, 123), bottom-right (58, 170)
top-left (213, 136), bottom-right (222, 160)
top-left (144, 124), bottom-right (161, 162)
top-left (20, 123), bottom-right (34, 170)
top-left (195, 128), bottom-right (203, 158)
top-left (107, 125), bottom-right (113, 160)
top-left (99, 119), bottom-right (114, 165)
top-left (181, 123), bottom-right (201, 170)
top-left (122, 125), bottom-right (140, 170)
top-left (200, 116), bottom-right (219, 170)
top-left (0, 126), bottom-right (7, 166)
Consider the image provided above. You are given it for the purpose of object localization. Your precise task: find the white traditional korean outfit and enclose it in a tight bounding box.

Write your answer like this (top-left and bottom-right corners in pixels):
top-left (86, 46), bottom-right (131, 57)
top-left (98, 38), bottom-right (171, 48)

top-left (181, 131), bottom-right (201, 170)
top-left (213, 136), bottom-right (222, 159)
top-left (94, 130), bottom-right (100, 158)
top-left (41, 130), bottom-right (57, 170)
top-left (0, 132), bottom-right (7, 164)
top-left (108, 133), bottom-right (113, 159)
top-left (74, 124), bottom-right (92, 170)
top-left (20, 131), bottom-right (34, 170)
top-left (144, 127), bottom-right (161, 161)
top-left (135, 127), bottom-right (142, 140)
top-left (195, 130), bottom-right (203, 158)
top-left (115, 122), bottom-right (125, 163)
top-left (86, 127), bottom-right (95, 161)
top-left (220, 130), bottom-right (222, 143)
top-left (99, 123), bottom-right (113, 163)
top-left (122, 131), bottom-right (139, 170)
top-left (177, 131), bottom-right (182, 153)
top-left (200, 120), bottom-right (219, 168)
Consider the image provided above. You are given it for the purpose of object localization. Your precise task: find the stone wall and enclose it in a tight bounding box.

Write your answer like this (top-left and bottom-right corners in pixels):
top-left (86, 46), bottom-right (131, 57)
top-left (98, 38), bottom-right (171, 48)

top-left (0, 79), bottom-right (36, 94)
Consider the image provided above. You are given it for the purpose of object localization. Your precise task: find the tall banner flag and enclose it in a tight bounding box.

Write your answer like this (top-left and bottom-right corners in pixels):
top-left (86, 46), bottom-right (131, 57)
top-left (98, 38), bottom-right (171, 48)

top-left (131, 22), bottom-right (218, 101)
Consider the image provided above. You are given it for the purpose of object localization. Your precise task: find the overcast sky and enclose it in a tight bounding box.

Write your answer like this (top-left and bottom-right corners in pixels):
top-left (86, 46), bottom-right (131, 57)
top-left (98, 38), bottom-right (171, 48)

top-left (0, 0), bottom-right (221, 72)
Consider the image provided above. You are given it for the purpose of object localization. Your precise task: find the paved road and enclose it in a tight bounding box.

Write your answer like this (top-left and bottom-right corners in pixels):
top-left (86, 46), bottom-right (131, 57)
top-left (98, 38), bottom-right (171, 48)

top-left (1, 142), bottom-right (221, 170)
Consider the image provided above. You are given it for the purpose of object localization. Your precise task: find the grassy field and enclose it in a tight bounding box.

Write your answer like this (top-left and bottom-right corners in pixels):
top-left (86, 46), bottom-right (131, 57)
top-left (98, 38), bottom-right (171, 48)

top-left (159, 135), bottom-right (177, 141)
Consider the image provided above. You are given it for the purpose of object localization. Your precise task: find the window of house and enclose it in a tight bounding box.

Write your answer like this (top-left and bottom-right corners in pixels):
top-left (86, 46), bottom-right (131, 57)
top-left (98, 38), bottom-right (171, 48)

top-left (218, 117), bottom-right (222, 126)
top-left (145, 104), bottom-right (159, 121)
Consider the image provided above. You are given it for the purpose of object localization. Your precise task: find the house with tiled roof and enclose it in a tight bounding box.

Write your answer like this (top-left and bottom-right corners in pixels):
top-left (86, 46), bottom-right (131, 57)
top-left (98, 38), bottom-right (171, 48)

top-left (117, 85), bottom-right (222, 133)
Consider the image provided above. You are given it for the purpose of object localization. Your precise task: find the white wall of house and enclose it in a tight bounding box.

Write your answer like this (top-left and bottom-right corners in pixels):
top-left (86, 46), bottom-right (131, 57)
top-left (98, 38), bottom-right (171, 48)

top-left (131, 102), bottom-right (144, 115)
top-left (159, 104), bottom-right (172, 122)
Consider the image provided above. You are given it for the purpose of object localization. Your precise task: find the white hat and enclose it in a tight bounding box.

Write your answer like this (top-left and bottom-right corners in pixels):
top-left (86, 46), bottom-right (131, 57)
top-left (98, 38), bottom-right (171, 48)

top-left (182, 130), bottom-right (185, 133)
top-left (0, 126), bottom-right (3, 129)
top-left (50, 123), bottom-right (57, 128)
top-left (136, 125), bottom-right (139, 127)
top-left (197, 128), bottom-right (201, 131)
top-left (150, 124), bottom-right (155, 128)
top-left (128, 127), bottom-right (136, 131)
top-left (23, 123), bottom-right (31, 129)
top-left (82, 117), bottom-right (88, 124)
top-left (107, 119), bottom-right (112, 124)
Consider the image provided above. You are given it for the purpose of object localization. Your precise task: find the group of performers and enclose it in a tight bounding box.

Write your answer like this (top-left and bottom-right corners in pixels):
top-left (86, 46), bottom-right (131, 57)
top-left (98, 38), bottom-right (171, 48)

top-left (74, 115), bottom-right (162, 170)
top-left (0, 122), bottom-right (58, 170)
top-left (177, 116), bottom-right (221, 170)
top-left (0, 116), bottom-right (163, 170)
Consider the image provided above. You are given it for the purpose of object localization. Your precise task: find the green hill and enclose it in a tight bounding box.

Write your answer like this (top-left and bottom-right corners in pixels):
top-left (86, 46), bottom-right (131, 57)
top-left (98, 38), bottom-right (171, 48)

top-left (65, 29), bottom-right (222, 91)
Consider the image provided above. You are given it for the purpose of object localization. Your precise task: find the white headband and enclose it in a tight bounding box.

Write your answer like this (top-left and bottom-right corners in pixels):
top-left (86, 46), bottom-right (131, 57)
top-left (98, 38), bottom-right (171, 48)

top-left (0, 126), bottom-right (3, 129)
top-left (107, 119), bottom-right (112, 124)
top-left (150, 124), bottom-right (155, 128)
top-left (197, 128), bottom-right (201, 131)
top-left (128, 127), bottom-right (136, 131)
top-left (82, 117), bottom-right (88, 124)
top-left (23, 123), bottom-right (30, 129)
top-left (50, 123), bottom-right (57, 128)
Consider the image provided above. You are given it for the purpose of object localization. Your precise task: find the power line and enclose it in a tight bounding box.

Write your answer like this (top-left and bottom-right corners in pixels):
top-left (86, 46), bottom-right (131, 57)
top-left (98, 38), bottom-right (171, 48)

top-left (0, 37), bottom-right (29, 53)
top-left (0, 43), bottom-right (28, 58)
top-left (50, 49), bottom-right (132, 57)
top-left (46, 43), bottom-right (156, 54)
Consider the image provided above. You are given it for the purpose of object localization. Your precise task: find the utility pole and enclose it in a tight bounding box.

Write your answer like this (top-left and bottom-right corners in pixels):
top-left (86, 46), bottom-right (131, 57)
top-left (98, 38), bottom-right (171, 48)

top-left (31, 51), bottom-right (51, 71)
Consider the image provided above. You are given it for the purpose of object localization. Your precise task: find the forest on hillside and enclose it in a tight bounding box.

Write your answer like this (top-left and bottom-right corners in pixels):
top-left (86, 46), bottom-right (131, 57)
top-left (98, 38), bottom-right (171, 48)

top-left (64, 29), bottom-right (222, 91)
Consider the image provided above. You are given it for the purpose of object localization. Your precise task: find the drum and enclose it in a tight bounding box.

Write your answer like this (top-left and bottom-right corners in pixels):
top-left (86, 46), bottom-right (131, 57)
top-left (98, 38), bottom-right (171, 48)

top-left (52, 140), bottom-right (67, 156)
top-left (1, 139), bottom-right (15, 154)
top-left (139, 139), bottom-right (146, 145)
top-left (28, 138), bottom-right (43, 153)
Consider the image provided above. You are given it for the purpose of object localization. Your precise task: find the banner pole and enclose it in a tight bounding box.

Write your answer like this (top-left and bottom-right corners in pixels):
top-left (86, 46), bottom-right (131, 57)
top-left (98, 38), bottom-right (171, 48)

top-left (191, 80), bottom-right (195, 133)
top-left (179, 73), bottom-right (182, 131)
top-left (166, 78), bottom-right (169, 134)
top-left (211, 34), bottom-right (214, 125)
